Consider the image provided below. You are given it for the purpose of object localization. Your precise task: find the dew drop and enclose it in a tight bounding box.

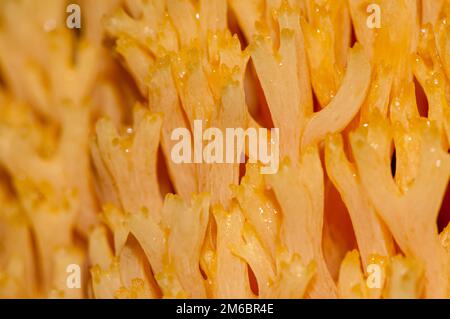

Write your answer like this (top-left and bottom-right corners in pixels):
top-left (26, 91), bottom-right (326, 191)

top-left (370, 142), bottom-right (379, 150)
top-left (43, 19), bottom-right (56, 32)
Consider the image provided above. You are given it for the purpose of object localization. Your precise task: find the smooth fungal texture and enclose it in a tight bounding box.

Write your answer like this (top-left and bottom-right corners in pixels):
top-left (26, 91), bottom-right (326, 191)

top-left (0, 0), bottom-right (449, 299)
